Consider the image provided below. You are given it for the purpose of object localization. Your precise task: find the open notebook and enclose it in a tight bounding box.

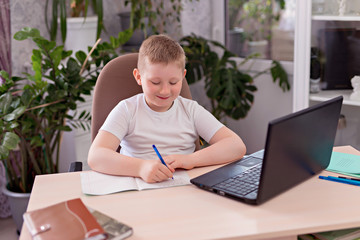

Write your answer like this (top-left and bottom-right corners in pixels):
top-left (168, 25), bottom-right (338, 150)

top-left (80, 170), bottom-right (190, 195)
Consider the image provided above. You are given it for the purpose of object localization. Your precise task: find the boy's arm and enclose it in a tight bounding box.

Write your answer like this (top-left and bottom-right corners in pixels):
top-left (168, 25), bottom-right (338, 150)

top-left (88, 130), bottom-right (174, 182)
top-left (166, 126), bottom-right (246, 169)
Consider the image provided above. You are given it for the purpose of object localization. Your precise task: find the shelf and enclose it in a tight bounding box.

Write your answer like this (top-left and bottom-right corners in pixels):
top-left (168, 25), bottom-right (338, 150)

top-left (309, 90), bottom-right (360, 107)
top-left (312, 15), bottom-right (360, 21)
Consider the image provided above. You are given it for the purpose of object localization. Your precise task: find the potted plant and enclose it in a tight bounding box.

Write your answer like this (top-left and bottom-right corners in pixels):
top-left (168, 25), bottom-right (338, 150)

top-left (116, 0), bottom-right (185, 51)
top-left (122, 0), bottom-right (190, 33)
top-left (228, 0), bottom-right (285, 58)
top-left (0, 27), bottom-right (118, 232)
top-left (45, 0), bottom-right (104, 53)
top-left (180, 33), bottom-right (290, 122)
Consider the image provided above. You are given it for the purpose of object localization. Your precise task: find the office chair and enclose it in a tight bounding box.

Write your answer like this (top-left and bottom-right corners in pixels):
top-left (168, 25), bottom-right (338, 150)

top-left (68, 161), bottom-right (83, 172)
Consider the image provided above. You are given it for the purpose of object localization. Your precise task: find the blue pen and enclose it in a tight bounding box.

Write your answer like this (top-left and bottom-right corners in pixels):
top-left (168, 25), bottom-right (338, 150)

top-left (152, 145), bottom-right (173, 179)
top-left (338, 176), bottom-right (360, 182)
top-left (319, 175), bottom-right (360, 186)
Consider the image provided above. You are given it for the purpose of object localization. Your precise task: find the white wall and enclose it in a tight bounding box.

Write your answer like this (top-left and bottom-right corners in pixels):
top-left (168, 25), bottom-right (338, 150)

top-left (181, 0), bottom-right (213, 39)
top-left (226, 60), bottom-right (294, 153)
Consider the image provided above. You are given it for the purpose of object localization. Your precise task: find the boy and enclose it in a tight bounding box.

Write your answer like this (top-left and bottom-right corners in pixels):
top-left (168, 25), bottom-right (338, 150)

top-left (88, 34), bottom-right (246, 183)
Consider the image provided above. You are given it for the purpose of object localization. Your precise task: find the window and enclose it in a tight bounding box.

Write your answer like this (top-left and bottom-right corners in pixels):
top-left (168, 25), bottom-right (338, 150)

top-left (225, 0), bottom-right (296, 61)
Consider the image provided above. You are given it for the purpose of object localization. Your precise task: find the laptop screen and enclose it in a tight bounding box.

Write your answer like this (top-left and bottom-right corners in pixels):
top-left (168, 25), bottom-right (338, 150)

top-left (257, 96), bottom-right (343, 204)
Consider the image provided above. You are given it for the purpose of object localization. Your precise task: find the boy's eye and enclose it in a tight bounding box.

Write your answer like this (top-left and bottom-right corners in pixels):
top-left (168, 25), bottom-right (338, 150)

top-left (151, 82), bottom-right (160, 85)
top-left (170, 81), bottom-right (178, 85)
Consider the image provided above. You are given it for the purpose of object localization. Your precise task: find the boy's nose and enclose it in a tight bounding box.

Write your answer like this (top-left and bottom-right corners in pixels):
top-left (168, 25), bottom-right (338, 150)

top-left (159, 84), bottom-right (170, 95)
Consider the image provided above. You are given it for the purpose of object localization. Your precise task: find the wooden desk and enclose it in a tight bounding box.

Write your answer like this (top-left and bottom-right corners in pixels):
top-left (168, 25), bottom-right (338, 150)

top-left (20, 146), bottom-right (360, 240)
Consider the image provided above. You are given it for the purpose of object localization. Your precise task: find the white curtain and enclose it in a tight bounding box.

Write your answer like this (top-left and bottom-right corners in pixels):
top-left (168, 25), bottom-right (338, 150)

top-left (0, 0), bottom-right (11, 74)
top-left (0, 0), bottom-right (12, 218)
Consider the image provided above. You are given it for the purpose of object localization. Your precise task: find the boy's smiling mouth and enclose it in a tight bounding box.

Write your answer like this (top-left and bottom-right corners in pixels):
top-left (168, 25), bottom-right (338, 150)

top-left (157, 96), bottom-right (170, 100)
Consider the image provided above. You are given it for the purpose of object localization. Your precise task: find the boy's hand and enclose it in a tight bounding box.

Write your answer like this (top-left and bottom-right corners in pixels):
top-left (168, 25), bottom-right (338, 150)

top-left (165, 154), bottom-right (194, 170)
top-left (139, 160), bottom-right (174, 183)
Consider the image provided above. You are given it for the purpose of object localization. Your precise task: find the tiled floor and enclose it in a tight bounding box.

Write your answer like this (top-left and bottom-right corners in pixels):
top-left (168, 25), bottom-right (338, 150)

top-left (0, 217), bottom-right (18, 240)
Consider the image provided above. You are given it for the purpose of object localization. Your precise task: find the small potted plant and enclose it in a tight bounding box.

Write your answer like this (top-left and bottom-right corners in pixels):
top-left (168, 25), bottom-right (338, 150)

top-left (118, 0), bottom-right (192, 50)
top-left (45, 0), bottom-right (104, 52)
top-left (228, 0), bottom-right (285, 58)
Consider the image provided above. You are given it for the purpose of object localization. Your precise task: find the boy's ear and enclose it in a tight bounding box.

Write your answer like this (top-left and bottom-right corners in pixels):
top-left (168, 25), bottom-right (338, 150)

top-left (183, 69), bottom-right (187, 79)
top-left (133, 68), bottom-right (142, 85)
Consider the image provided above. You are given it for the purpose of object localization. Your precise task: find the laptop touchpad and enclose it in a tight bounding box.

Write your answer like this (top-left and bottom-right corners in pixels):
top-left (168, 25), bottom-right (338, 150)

top-left (237, 157), bottom-right (262, 167)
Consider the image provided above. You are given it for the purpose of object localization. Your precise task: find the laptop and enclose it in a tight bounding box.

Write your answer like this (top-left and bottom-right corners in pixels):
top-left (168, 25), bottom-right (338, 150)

top-left (191, 96), bottom-right (343, 205)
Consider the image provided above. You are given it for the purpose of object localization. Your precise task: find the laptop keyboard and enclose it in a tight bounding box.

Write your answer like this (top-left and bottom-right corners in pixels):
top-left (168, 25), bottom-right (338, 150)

top-left (214, 164), bottom-right (262, 196)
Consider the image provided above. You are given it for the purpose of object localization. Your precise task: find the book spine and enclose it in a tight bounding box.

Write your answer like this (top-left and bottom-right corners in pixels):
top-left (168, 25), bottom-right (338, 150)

top-left (23, 213), bottom-right (51, 238)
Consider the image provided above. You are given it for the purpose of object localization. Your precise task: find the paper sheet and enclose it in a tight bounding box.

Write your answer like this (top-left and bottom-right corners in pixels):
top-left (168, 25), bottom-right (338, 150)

top-left (80, 170), bottom-right (190, 195)
top-left (326, 151), bottom-right (360, 177)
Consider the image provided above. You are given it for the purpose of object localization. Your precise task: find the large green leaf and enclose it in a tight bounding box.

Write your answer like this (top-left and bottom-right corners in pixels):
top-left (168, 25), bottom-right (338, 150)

top-left (0, 69), bottom-right (8, 78)
top-left (13, 27), bottom-right (40, 40)
top-left (21, 89), bottom-right (33, 105)
top-left (32, 49), bottom-right (42, 82)
top-left (0, 92), bottom-right (12, 114)
top-left (50, 46), bottom-right (64, 70)
top-left (117, 29), bottom-right (134, 46)
top-left (3, 106), bottom-right (26, 121)
top-left (95, 0), bottom-right (104, 40)
top-left (271, 60), bottom-right (290, 91)
top-left (59, 0), bottom-right (67, 43)
top-left (2, 132), bottom-right (20, 150)
top-left (75, 51), bottom-right (87, 64)
top-left (67, 58), bottom-right (81, 76)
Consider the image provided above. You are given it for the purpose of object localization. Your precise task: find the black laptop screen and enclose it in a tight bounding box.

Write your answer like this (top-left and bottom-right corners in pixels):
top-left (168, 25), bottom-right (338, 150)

top-left (257, 96), bottom-right (343, 204)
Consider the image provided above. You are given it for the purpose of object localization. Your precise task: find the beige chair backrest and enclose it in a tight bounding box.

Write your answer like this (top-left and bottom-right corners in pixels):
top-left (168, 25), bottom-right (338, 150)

top-left (91, 53), bottom-right (199, 150)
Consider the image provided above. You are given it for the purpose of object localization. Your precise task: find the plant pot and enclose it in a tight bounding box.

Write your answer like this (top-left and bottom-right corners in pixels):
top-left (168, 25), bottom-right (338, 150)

top-left (64, 16), bottom-right (98, 54)
top-left (2, 186), bottom-right (30, 234)
top-left (310, 78), bottom-right (321, 93)
top-left (247, 40), bottom-right (268, 58)
top-left (228, 28), bottom-right (246, 57)
top-left (118, 12), bottom-right (152, 51)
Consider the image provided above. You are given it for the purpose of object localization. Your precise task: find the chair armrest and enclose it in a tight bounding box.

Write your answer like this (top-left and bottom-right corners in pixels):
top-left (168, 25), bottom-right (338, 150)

top-left (68, 162), bottom-right (83, 172)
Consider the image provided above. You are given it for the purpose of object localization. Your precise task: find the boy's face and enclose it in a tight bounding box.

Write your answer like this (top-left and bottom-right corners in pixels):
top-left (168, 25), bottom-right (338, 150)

top-left (133, 60), bottom-right (186, 112)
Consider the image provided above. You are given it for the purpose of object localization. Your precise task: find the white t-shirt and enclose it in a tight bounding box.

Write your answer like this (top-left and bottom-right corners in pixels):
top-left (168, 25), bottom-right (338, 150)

top-left (100, 93), bottom-right (224, 160)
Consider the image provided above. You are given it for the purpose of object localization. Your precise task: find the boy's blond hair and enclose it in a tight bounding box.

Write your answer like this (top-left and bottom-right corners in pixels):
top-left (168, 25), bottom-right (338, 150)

top-left (137, 34), bottom-right (185, 73)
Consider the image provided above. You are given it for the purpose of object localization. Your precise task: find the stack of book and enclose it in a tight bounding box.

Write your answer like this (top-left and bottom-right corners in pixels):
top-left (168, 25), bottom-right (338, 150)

top-left (298, 227), bottom-right (360, 240)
